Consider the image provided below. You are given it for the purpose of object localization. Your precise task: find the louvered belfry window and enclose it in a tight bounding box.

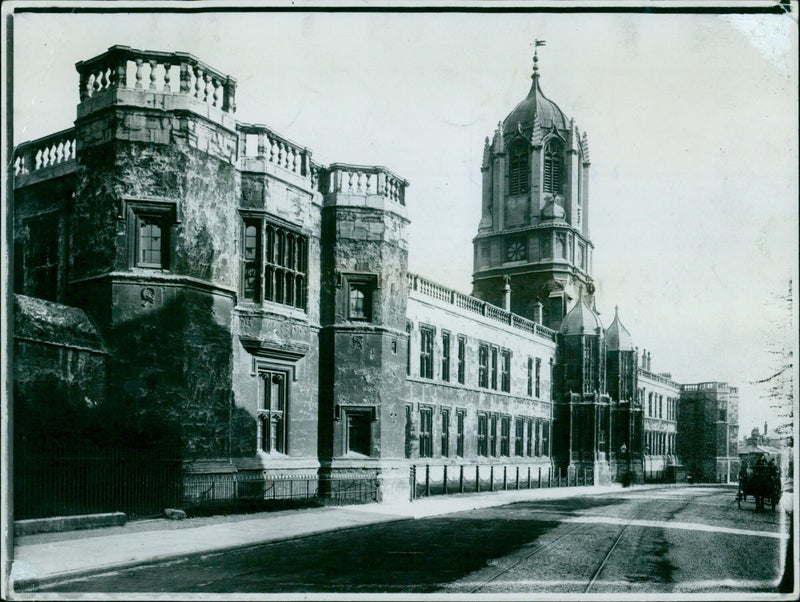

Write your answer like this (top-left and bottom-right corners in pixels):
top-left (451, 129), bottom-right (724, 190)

top-left (508, 141), bottom-right (529, 195)
top-left (543, 140), bottom-right (562, 194)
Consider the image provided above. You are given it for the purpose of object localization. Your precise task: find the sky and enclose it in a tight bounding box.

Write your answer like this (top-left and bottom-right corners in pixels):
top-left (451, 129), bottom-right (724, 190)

top-left (8, 5), bottom-right (799, 435)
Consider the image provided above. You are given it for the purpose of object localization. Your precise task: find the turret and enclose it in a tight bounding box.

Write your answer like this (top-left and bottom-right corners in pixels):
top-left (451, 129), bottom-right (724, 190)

top-left (471, 44), bottom-right (594, 330)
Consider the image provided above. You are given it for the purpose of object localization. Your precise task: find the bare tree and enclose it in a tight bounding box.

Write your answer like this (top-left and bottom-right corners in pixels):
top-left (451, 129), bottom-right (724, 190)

top-left (754, 281), bottom-right (794, 438)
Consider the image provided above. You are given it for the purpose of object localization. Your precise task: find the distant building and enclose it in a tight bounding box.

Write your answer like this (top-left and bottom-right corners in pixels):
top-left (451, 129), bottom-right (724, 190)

top-left (11, 45), bottom-right (737, 515)
top-left (679, 382), bottom-right (740, 482)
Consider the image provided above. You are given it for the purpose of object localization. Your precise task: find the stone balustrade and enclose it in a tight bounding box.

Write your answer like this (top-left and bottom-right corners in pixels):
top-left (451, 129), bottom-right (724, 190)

top-left (680, 381), bottom-right (735, 393)
top-left (640, 368), bottom-right (680, 387)
top-left (75, 45), bottom-right (237, 114)
top-left (324, 163), bottom-right (407, 205)
top-left (14, 128), bottom-right (77, 177)
top-left (408, 273), bottom-right (556, 342)
top-left (237, 123), bottom-right (311, 179)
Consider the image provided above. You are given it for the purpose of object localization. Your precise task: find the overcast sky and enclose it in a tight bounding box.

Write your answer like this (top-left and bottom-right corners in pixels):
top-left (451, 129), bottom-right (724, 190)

top-left (10, 6), bottom-right (798, 435)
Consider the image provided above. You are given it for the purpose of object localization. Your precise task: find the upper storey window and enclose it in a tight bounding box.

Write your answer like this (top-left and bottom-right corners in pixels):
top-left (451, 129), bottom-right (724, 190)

top-left (27, 213), bottom-right (60, 301)
top-left (127, 200), bottom-right (176, 272)
top-left (242, 217), bottom-right (307, 311)
top-left (543, 140), bottom-right (563, 195)
top-left (508, 141), bottom-right (529, 195)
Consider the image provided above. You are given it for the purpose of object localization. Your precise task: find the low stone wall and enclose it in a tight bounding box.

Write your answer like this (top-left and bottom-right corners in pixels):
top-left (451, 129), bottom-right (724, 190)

top-left (15, 512), bottom-right (125, 536)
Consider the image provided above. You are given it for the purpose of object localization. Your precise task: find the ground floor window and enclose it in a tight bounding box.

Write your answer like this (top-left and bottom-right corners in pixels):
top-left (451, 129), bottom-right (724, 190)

top-left (477, 413), bottom-right (488, 457)
top-left (419, 407), bottom-right (433, 458)
top-left (526, 419), bottom-right (533, 456)
top-left (500, 416), bottom-right (510, 456)
top-left (441, 409), bottom-right (450, 457)
top-left (490, 414), bottom-right (498, 456)
top-left (456, 410), bottom-right (465, 457)
top-left (258, 371), bottom-right (288, 454)
top-left (346, 410), bottom-right (372, 456)
top-left (541, 420), bottom-right (550, 456)
top-left (515, 418), bottom-right (524, 456)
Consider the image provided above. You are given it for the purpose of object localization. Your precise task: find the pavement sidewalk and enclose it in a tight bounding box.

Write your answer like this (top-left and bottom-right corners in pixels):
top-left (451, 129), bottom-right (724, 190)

top-left (10, 483), bottom-right (669, 592)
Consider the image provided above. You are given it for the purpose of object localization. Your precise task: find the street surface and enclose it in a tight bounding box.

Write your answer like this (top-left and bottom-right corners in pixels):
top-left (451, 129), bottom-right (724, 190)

top-left (40, 485), bottom-right (789, 594)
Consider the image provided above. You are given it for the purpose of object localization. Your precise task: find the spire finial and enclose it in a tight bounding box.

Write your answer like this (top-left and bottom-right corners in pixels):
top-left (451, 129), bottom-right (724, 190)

top-left (615, 305), bottom-right (619, 316)
top-left (531, 39), bottom-right (546, 80)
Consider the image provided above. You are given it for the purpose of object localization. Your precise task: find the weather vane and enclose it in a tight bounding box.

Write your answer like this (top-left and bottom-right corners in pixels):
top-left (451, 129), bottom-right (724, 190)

top-left (531, 39), bottom-right (546, 59)
top-left (530, 39), bottom-right (546, 76)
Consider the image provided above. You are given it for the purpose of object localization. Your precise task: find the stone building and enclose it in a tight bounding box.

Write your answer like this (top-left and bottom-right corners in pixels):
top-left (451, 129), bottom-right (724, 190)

top-left (11, 45), bottom-right (734, 512)
top-left (679, 382), bottom-right (740, 482)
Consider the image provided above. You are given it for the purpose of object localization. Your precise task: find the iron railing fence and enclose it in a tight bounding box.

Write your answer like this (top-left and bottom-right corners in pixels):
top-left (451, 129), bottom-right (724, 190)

top-left (183, 472), bottom-right (380, 515)
top-left (409, 463), bottom-right (594, 501)
top-left (15, 444), bottom-right (183, 520)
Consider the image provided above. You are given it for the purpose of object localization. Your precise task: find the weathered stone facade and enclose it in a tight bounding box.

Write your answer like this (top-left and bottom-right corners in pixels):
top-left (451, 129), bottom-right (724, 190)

top-left (679, 382), bottom-right (740, 482)
top-left (12, 45), bottom-right (737, 512)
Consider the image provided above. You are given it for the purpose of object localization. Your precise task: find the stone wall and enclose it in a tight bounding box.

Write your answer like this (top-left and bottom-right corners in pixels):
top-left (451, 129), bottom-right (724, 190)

top-left (405, 290), bottom-right (556, 464)
top-left (13, 295), bottom-right (107, 448)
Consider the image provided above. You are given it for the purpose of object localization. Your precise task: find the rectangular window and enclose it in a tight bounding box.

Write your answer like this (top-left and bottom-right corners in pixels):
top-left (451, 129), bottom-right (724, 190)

top-left (534, 419), bottom-right (541, 456)
top-left (526, 419), bottom-right (533, 456)
top-left (500, 350), bottom-right (511, 393)
top-left (718, 408), bottom-right (727, 422)
top-left (27, 214), bottom-right (60, 301)
top-left (477, 413), bottom-right (488, 457)
top-left (441, 409), bottom-right (450, 457)
top-left (348, 281), bottom-right (372, 321)
top-left (258, 371), bottom-right (288, 454)
top-left (535, 358), bottom-right (542, 398)
top-left (457, 336), bottom-right (466, 384)
top-left (441, 332), bottom-right (451, 382)
top-left (242, 218), bottom-right (308, 310)
top-left (490, 414), bottom-right (498, 456)
top-left (500, 416), bottom-right (510, 456)
top-left (406, 322), bottom-right (412, 376)
top-left (456, 410), bottom-right (465, 457)
top-left (490, 347), bottom-right (498, 390)
top-left (346, 410), bottom-right (372, 456)
top-left (527, 357), bottom-right (533, 397)
top-left (404, 405), bottom-right (413, 458)
top-left (243, 219), bottom-right (261, 301)
top-left (138, 215), bottom-right (165, 267)
top-left (419, 408), bottom-right (433, 458)
top-left (514, 418), bottom-right (524, 456)
top-left (419, 327), bottom-right (434, 379)
top-left (541, 420), bottom-right (550, 456)
top-left (478, 344), bottom-right (489, 388)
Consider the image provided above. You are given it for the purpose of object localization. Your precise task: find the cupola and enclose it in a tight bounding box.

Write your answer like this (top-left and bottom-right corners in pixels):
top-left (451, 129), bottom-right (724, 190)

top-left (502, 49), bottom-right (570, 137)
top-left (605, 306), bottom-right (634, 351)
top-left (559, 288), bottom-right (603, 335)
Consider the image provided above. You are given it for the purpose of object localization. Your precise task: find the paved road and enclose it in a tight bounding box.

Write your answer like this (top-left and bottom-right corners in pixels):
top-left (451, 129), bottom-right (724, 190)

top-left (40, 485), bottom-right (789, 594)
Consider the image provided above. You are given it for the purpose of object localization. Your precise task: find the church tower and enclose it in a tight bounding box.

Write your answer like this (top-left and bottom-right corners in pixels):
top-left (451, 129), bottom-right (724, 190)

top-left (472, 46), bottom-right (593, 331)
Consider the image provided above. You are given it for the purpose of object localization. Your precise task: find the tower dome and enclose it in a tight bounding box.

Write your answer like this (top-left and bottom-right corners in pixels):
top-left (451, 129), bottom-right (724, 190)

top-left (559, 291), bottom-right (603, 335)
top-left (502, 51), bottom-right (569, 136)
top-left (605, 306), bottom-right (634, 351)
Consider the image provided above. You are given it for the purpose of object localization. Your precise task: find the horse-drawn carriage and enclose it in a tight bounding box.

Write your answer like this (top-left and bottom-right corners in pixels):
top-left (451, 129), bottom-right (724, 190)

top-left (737, 460), bottom-right (781, 511)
